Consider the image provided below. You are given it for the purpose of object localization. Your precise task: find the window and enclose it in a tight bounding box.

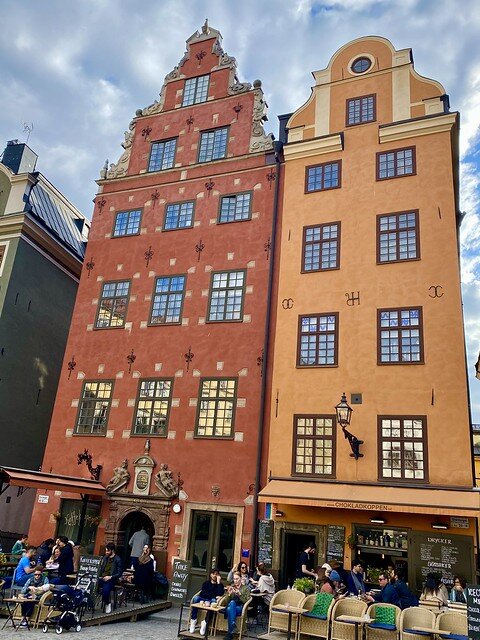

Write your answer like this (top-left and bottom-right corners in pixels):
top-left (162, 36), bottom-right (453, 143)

top-left (95, 281), bottom-right (130, 329)
top-left (132, 379), bottom-right (173, 436)
top-left (306, 161), bottom-right (341, 193)
top-left (148, 138), bottom-right (177, 172)
top-left (182, 75), bottom-right (209, 106)
top-left (377, 147), bottom-right (415, 180)
top-left (195, 378), bottom-right (237, 438)
top-left (75, 381), bottom-right (114, 435)
top-left (347, 95), bottom-right (375, 125)
top-left (198, 127), bottom-right (228, 163)
top-left (112, 209), bottom-right (141, 237)
top-left (351, 57), bottom-right (372, 74)
top-left (207, 270), bottom-right (246, 322)
top-left (293, 415), bottom-right (336, 477)
top-left (164, 201), bottom-right (194, 230)
top-left (378, 307), bottom-right (423, 364)
top-left (378, 416), bottom-right (428, 482)
top-left (302, 223), bottom-right (340, 272)
top-left (297, 313), bottom-right (338, 366)
top-left (218, 192), bottom-right (252, 224)
top-left (377, 211), bottom-right (419, 263)
top-left (150, 275), bottom-right (186, 325)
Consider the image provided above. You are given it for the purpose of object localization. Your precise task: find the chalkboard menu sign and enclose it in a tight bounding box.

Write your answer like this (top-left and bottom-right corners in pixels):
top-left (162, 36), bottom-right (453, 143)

top-left (257, 520), bottom-right (273, 568)
top-left (326, 525), bottom-right (345, 563)
top-left (410, 531), bottom-right (474, 593)
top-left (466, 584), bottom-right (480, 640)
top-left (77, 555), bottom-right (102, 593)
top-left (169, 558), bottom-right (191, 602)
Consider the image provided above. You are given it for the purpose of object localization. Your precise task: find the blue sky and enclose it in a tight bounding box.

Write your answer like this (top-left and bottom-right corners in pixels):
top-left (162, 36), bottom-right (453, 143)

top-left (1, 0), bottom-right (478, 420)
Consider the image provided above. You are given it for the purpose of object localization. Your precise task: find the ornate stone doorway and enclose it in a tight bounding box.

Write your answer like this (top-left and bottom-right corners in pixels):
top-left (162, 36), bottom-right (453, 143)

top-left (117, 510), bottom-right (155, 567)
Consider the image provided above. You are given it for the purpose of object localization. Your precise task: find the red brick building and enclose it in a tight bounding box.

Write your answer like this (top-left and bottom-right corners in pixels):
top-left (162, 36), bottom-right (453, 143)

top-left (29, 22), bottom-right (276, 587)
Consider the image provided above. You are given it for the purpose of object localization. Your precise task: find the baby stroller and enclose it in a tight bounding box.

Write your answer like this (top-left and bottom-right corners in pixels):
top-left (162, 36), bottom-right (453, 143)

top-left (42, 575), bottom-right (92, 634)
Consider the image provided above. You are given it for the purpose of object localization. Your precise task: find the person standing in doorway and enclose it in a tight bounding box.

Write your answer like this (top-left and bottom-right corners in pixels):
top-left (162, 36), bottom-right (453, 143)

top-left (128, 525), bottom-right (150, 569)
top-left (295, 542), bottom-right (317, 579)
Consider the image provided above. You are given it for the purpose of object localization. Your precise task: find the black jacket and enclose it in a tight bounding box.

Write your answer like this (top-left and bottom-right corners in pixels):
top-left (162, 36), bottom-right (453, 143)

top-left (99, 554), bottom-right (123, 581)
top-left (199, 580), bottom-right (225, 601)
top-left (57, 544), bottom-right (74, 577)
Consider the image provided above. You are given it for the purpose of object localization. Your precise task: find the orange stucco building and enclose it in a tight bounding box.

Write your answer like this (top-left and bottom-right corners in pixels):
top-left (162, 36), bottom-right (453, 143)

top-left (259, 37), bottom-right (478, 592)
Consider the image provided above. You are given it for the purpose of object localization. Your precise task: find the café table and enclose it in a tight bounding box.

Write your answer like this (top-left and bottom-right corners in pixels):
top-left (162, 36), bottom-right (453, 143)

top-left (272, 604), bottom-right (308, 640)
top-left (1, 597), bottom-right (29, 631)
top-left (180, 601), bottom-right (224, 640)
top-left (337, 614), bottom-right (373, 640)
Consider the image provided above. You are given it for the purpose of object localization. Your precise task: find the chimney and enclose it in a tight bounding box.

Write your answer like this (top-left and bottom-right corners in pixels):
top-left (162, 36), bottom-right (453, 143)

top-left (2, 140), bottom-right (38, 174)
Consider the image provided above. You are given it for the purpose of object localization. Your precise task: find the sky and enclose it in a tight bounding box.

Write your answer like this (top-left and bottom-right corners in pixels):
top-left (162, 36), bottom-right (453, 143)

top-left (0, 0), bottom-right (479, 420)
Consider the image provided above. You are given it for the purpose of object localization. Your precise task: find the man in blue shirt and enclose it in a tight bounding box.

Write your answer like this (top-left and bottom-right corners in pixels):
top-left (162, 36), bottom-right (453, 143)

top-left (14, 546), bottom-right (37, 586)
top-left (367, 572), bottom-right (400, 605)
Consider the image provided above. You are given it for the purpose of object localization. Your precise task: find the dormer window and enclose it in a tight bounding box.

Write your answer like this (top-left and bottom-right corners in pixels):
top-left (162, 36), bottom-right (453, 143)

top-left (182, 75), bottom-right (210, 106)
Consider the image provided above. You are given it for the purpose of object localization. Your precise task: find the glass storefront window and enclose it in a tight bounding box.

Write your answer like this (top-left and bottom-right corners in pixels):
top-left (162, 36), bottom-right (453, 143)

top-left (56, 499), bottom-right (101, 553)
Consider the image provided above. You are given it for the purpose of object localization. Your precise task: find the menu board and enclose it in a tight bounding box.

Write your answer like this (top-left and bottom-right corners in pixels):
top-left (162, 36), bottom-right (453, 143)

top-left (326, 525), bottom-right (345, 563)
top-left (257, 520), bottom-right (273, 568)
top-left (169, 558), bottom-right (191, 602)
top-left (77, 555), bottom-right (102, 593)
top-left (466, 584), bottom-right (480, 640)
top-left (410, 531), bottom-right (474, 593)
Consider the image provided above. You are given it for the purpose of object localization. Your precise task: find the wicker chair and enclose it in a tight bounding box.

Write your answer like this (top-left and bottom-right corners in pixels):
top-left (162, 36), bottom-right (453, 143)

top-left (31, 591), bottom-right (54, 628)
top-left (400, 606), bottom-right (436, 640)
top-left (366, 603), bottom-right (401, 640)
top-left (435, 611), bottom-right (467, 640)
top-left (330, 598), bottom-right (368, 640)
top-left (214, 594), bottom-right (252, 640)
top-left (268, 589), bottom-right (306, 638)
top-left (298, 592), bottom-right (335, 640)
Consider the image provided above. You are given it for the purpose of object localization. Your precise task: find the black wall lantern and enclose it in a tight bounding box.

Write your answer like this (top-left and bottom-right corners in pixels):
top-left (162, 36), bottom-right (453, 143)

top-left (335, 392), bottom-right (364, 460)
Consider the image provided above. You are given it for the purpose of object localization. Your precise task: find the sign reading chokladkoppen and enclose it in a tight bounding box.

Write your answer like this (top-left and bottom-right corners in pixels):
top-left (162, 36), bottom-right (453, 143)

top-left (168, 558), bottom-right (191, 602)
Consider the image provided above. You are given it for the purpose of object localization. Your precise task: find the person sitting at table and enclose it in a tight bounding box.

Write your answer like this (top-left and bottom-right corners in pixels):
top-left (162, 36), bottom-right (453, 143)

top-left (450, 575), bottom-right (467, 604)
top-left (419, 572), bottom-right (448, 606)
top-left (135, 544), bottom-right (156, 604)
top-left (189, 568), bottom-right (225, 635)
top-left (223, 571), bottom-right (250, 640)
top-left (392, 568), bottom-right (418, 609)
top-left (252, 564), bottom-right (275, 610)
top-left (51, 536), bottom-right (74, 584)
top-left (13, 546), bottom-right (37, 586)
top-left (37, 539), bottom-right (55, 567)
top-left (347, 561), bottom-right (366, 595)
top-left (227, 561), bottom-right (251, 587)
top-left (328, 570), bottom-right (348, 599)
top-left (366, 572), bottom-right (400, 605)
top-left (98, 543), bottom-right (123, 614)
top-left (316, 567), bottom-right (335, 594)
top-left (18, 565), bottom-right (50, 627)
top-left (11, 534), bottom-right (28, 558)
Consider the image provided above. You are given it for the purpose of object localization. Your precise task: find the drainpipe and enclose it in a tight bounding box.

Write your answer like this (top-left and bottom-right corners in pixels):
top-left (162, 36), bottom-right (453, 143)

top-left (251, 140), bottom-right (283, 567)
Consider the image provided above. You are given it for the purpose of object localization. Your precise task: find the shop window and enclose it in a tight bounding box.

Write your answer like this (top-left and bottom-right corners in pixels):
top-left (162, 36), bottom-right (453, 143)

top-left (377, 147), bottom-right (415, 180)
top-left (377, 211), bottom-right (419, 263)
top-left (95, 281), bottom-right (130, 329)
top-left (302, 223), bottom-right (340, 272)
top-left (195, 378), bottom-right (237, 438)
top-left (132, 378), bottom-right (173, 436)
top-left (292, 415), bottom-right (336, 477)
top-left (378, 415), bottom-right (428, 482)
top-left (56, 499), bottom-right (100, 553)
top-left (353, 524), bottom-right (409, 586)
top-left (297, 313), bottom-right (338, 366)
top-left (378, 307), bottom-right (423, 364)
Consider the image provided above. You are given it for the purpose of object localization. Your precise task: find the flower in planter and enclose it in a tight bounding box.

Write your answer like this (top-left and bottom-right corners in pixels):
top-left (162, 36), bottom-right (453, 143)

top-left (293, 577), bottom-right (315, 593)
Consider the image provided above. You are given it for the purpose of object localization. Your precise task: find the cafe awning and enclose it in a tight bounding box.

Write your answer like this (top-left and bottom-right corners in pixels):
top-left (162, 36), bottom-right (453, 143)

top-left (0, 466), bottom-right (106, 497)
top-left (258, 479), bottom-right (480, 517)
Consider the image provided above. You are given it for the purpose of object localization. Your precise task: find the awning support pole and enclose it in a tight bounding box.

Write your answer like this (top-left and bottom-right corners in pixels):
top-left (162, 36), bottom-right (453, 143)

top-left (77, 494), bottom-right (89, 544)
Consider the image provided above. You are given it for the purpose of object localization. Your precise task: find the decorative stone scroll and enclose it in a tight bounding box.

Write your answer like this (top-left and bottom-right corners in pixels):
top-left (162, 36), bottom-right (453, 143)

top-left (249, 83), bottom-right (274, 153)
top-left (105, 120), bottom-right (136, 179)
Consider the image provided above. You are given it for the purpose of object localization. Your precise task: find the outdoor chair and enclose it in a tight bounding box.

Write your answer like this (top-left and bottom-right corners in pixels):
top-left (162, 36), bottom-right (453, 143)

top-left (268, 589), bottom-right (306, 639)
top-left (366, 603), bottom-right (401, 640)
top-left (298, 592), bottom-right (335, 640)
top-left (213, 593), bottom-right (252, 640)
top-left (330, 597), bottom-right (368, 640)
top-left (400, 605), bottom-right (436, 640)
top-left (435, 611), bottom-right (467, 640)
top-left (31, 590), bottom-right (54, 629)
top-left (418, 600), bottom-right (443, 615)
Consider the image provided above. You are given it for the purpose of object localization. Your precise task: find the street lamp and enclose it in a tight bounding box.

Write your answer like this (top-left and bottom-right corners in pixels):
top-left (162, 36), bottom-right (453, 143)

top-left (335, 393), bottom-right (363, 460)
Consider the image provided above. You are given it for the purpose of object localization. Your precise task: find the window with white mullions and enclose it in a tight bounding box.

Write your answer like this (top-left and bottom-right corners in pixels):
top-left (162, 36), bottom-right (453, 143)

top-left (132, 379), bottom-right (173, 436)
top-left (150, 275), bottom-right (186, 325)
top-left (195, 378), bottom-right (237, 437)
top-left (293, 415), bottom-right (336, 477)
top-left (164, 201), bottom-right (195, 230)
top-left (148, 138), bottom-right (177, 172)
top-left (218, 193), bottom-right (252, 223)
top-left (379, 416), bottom-right (427, 481)
top-left (298, 313), bottom-right (338, 366)
top-left (113, 209), bottom-right (142, 237)
top-left (96, 281), bottom-right (130, 328)
top-left (302, 223), bottom-right (340, 271)
top-left (377, 147), bottom-right (415, 179)
top-left (182, 75), bottom-right (210, 106)
top-left (198, 127), bottom-right (228, 162)
top-left (208, 270), bottom-right (246, 322)
top-left (378, 211), bottom-right (419, 263)
top-left (75, 381), bottom-right (114, 435)
top-left (378, 307), bottom-right (423, 363)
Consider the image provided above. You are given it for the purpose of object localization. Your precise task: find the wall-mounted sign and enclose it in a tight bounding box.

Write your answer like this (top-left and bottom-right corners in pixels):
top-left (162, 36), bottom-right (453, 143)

top-left (466, 584), bottom-right (480, 640)
top-left (450, 516), bottom-right (469, 529)
top-left (258, 519), bottom-right (273, 568)
top-left (37, 495), bottom-right (49, 504)
top-left (326, 525), bottom-right (345, 563)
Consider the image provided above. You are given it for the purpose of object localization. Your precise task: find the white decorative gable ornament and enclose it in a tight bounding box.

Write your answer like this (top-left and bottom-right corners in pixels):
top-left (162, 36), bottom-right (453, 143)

top-left (132, 440), bottom-right (156, 496)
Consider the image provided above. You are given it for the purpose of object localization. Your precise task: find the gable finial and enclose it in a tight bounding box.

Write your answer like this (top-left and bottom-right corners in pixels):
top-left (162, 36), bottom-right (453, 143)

top-left (202, 18), bottom-right (209, 34)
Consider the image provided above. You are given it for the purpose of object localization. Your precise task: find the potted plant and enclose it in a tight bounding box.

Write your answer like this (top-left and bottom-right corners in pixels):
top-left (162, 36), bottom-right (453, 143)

top-left (293, 577), bottom-right (315, 594)
top-left (347, 534), bottom-right (356, 548)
